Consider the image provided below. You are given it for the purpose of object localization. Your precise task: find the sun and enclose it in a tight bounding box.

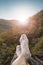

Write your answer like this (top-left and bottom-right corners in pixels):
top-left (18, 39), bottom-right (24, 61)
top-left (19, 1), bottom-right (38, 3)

top-left (13, 7), bottom-right (29, 26)
top-left (13, 6), bottom-right (33, 26)
top-left (17, 13), bottom-right (28, 26)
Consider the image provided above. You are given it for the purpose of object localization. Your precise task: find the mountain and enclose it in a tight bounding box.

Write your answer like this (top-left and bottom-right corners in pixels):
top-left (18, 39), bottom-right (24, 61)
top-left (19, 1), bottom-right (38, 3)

top-left (0, 10), bottom-right (43, 65)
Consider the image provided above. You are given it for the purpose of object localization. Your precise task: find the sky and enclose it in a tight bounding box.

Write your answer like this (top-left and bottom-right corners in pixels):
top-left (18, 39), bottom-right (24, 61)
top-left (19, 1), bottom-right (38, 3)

top-left (0, 0), bottom-right (43, 21)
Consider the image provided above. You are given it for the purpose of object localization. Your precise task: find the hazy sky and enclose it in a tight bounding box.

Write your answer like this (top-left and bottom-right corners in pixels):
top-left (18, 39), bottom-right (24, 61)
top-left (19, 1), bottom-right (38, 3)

top-left (0, 0), bottom-right (43, 21)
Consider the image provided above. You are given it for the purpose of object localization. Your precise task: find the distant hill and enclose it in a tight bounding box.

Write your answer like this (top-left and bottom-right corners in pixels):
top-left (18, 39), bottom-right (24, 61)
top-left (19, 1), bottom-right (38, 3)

top-left (0, 19), bottom-right (19, 33)
top-left (0, 19), bottom-right (11, 32)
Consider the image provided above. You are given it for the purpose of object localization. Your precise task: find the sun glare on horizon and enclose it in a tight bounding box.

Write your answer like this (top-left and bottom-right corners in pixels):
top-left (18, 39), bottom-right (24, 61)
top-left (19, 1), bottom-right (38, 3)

top-left (16, 9), bottom-right (28, 26)
top-left (13, 7), bottom-right (34, 26)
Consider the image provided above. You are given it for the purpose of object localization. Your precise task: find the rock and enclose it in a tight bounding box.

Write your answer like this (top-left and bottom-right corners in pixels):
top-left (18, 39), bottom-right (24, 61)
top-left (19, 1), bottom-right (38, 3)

top-left (16, 45), bottom-right (21, 57)
top-left (11, 54), bottom-right (29, 65)
top-left (11, 34), bottom-right (31, 65)
top-left (19, 34), bottom-right (31, 60)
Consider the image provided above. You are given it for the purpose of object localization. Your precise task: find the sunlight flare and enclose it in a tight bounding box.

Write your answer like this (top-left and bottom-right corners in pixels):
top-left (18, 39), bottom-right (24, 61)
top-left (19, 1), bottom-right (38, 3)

top-left (13, 7), bottom-right (31, 26)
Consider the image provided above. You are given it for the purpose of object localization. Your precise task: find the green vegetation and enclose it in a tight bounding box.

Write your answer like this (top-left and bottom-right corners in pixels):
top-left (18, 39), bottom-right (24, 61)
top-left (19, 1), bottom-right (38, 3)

top-left (32, 37), bottom-right (43, 55)
top-left (0, 10), bottom-right (43, 65)
top-left (0, 31), bottom-right (20, 65)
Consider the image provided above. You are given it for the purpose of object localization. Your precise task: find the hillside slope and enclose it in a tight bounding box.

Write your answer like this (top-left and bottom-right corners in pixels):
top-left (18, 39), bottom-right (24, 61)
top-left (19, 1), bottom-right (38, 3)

top-left (0, 19), bottom-right (12, 32)
top-left (0, 19), bottom-right (18, 33)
